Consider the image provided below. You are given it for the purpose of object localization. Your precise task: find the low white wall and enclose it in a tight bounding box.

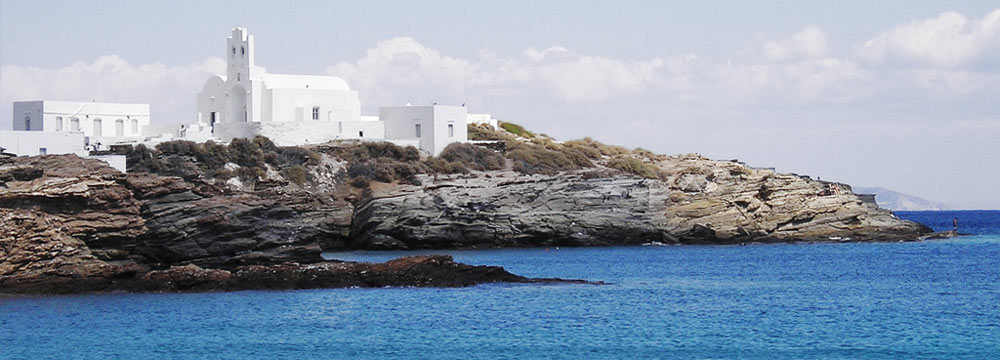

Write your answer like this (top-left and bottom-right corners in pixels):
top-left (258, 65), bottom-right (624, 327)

top-left (0, 130), bottom-right (86, 156)
top-left (467, 113), bottom-right (499, 130)
top-left (87, 155), bottom-right (127, 173)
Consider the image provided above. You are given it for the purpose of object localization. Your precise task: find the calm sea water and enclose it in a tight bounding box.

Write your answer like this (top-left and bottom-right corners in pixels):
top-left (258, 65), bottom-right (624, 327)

top-left (1, 211), bottom-right (998, 359)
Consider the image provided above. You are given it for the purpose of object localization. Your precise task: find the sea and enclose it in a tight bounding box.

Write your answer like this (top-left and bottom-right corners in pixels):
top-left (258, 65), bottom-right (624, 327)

top-left (1, 210), bottom-right (998, 359)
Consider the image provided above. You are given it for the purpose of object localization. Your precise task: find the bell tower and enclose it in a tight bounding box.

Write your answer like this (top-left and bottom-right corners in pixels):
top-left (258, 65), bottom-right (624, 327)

top-left (224, 27), bottom-right (257, 123)
top-left (226, 27), bottom-right (255, 84)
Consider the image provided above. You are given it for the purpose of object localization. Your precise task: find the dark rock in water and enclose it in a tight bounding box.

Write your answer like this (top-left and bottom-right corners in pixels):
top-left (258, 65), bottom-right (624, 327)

top-left (920, 230), bottom-right (969, 240)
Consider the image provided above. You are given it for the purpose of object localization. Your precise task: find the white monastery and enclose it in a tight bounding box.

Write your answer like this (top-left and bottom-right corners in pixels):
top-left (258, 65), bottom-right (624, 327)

top-left (2, 27), bottom-right (501, 169)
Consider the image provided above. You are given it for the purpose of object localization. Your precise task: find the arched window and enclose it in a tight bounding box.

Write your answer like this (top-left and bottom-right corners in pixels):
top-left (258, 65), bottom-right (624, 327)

top-left (115, 119), bottom-right (125, 136)
top-left (93, 118), bottom-right (103, 137)
top-left (312, 107), bottom-right (320, 120)
top-left (56, 117), bottom-right (63, 131)
top-left (70, 118), bottom-right (80, 131)
top-left (131, 119), bottom-right (139, 134)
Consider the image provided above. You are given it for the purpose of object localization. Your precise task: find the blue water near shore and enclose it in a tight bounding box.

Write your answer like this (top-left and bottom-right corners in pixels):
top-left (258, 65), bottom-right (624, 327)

top-left (2, 211), bottom-right (998, 359)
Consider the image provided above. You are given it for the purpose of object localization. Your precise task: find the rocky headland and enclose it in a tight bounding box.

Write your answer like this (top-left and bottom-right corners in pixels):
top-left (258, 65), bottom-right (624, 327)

top-left (0, 124), bottom-right (931, 294)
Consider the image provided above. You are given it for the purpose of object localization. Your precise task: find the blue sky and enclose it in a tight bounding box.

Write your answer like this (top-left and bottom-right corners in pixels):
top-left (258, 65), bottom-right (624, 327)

top-left (2, 1), bottom-right (999, 209)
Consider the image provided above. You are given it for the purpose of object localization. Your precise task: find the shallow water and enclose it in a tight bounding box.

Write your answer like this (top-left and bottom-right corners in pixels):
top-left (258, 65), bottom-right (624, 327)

top-left (1, 211), bottom-right (998, 359)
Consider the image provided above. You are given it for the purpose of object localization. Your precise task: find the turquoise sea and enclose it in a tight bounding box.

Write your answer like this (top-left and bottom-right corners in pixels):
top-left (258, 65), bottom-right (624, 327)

top-left (1, 211), bottom-right (998, 359)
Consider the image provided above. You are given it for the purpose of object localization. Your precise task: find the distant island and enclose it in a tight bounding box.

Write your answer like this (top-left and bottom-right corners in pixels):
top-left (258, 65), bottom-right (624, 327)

top-left (853, 187), bottom-right (949, 211)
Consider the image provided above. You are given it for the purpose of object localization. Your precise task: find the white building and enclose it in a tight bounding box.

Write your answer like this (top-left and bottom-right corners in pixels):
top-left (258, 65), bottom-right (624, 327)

top-left (6, 27), bottom-right (482, 160)
top-left (381, 105), bottom-right (468, 156)
top-left (0, 130), bottom-right (86, 156)
top-left (196, 27), bottom-right (374, 146)
top-left (12, 100), bottom-right (150, 142)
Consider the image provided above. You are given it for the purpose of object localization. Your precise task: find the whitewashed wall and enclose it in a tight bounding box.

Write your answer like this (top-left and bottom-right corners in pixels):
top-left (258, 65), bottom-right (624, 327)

top-left (0, 130), bottom-right (86, 156)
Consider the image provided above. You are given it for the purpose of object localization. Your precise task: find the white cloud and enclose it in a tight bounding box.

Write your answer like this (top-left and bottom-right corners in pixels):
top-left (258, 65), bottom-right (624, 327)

top-left (860, 9), bottom-right (1000, 67)
top-left (327, 38), bottom-right (666, 107)
top-left (762, 26), bottom-right (829, 61)
top-left (0, 55), bottom-right (224, 128)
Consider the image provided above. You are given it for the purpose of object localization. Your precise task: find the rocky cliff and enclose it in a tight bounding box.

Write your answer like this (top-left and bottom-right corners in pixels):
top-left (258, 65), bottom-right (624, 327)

top-left (0, 135), bottom-right (932, 294)
top-left (0, 155), bottom-right (579, 294)
top-left (353, 155), bottom-right (929, 249)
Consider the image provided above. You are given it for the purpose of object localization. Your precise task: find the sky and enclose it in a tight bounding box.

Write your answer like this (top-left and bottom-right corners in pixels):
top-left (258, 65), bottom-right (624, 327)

top-left (1, 0), bottom-right (998, 209)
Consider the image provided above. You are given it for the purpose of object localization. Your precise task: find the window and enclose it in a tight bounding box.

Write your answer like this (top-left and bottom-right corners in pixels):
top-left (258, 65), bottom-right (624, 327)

top-left (241, 46), bottom-right (245, 55)
top-left (415, 124), bottom-right (422, 138)
top-left (115, 119), bottom-right (125, 136)
top-left (24, 115), bottom-right (30, 131)
top-left (93, 119), bottom-right (103, 137)
top-left (131, 119), bottom-right (139, 134)
top-left (359, 131), bottom-right (364, 138)
top-left (338, 122), bottom-right (343, 134)
top-left (232, 47), bottom-right (236, 56)
top-left (237, 72), bottom-right (241, 81)
top-left (56, 117), bottom-right (63, 131)
top-left (312, 106), bottom-right (320, 120)
top-left (39, 148), bottom-right (47, 155)
top-left (448, 123), bottom-right (454, 137)
top-left (71, 118), bottom-right (80, 131)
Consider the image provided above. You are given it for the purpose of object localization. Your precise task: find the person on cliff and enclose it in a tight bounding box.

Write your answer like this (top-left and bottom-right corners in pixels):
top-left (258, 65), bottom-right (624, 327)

top-left (953, 217), bottom-right (958, 232)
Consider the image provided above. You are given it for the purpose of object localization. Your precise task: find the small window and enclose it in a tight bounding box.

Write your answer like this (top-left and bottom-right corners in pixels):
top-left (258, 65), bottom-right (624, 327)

top-left (24, 115), bottom-right (30, 131)
top-left (338, 122), bottom-right (343, 134)
top-left (71, 118), bottom-right (80, 131)
top-left (359, 131), bottom-right (364, 138)
top-left (448, 123), bottom-right (454, 137)
top-left (115, 119), bottom-right (125, 136)
top-left (131, 119), bottom-right (139, 134)
top-left (237, 72), bottom-right (241, 81)
top-left (312, 107), bottom-right (320, 120)
top-left (415, 124), bottom-right (422, 138)
top-left (39, 148), bottom-right (47, 155)
top-left (232, 47), bottom-right (236, 55)
top-left (93, 118), bottom-right (103, 137)
top-left (241, 46), bottom-right (245, 55)
top-left (56, 117), bottom-right (63, 131)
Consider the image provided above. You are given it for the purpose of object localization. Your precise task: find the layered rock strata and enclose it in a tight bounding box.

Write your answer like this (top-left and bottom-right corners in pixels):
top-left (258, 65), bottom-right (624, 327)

top-left (0, 155), bottom-right (578, 294)
top-left (352, 156), bottom-right (930, 248)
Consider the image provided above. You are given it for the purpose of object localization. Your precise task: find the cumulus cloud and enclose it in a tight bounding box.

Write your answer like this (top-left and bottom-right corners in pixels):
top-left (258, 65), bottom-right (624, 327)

top-left (762, 26), bottom-right (829, 61)
top-left (327, 38), bottom-right (666, 107)
top-left (860, 9), bottom-right (1000, 67)
top-left (0, 55), bottom-right (224, 128)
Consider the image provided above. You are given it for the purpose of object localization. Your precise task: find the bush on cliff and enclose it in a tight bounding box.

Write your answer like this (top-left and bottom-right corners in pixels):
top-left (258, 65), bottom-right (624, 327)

top-left (438, 143), bottom-right (505, 171)
top-left (499, 121), bottom-right (534, 138)
top-left (126, 137), bottom-right (321, 184)
top-left (467, 124), bottom-right (513, 141)
top-left (606, 156), bottom-right (662, 179)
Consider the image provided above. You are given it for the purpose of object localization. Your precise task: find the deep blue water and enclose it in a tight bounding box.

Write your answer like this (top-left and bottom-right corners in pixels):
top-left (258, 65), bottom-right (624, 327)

top-left (1, 211), bottom-right (998, 359)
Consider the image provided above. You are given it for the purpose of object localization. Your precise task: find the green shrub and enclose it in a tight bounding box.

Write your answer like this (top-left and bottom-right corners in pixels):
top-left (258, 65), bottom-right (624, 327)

top-left (507, 143), bottom-right (582, 175)
top-left (499, 122), bottom-right (534, 138)
top-left (283, 165), bottom-right (308, 186)
top-left (277, 146), bottom-right (321, 166)
top-left (425, 158), bottom-right (469, 174)
top-left (438, 143), bottom-right (505, 171)
top-left (467, 124), bottom-right (513, 141)
top-left (607, 156), bottom-right (659, 179)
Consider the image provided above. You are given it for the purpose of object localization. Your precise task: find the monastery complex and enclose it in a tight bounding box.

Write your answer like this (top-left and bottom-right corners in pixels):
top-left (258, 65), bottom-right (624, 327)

top-left (1, 27), bottom-right (499, 169)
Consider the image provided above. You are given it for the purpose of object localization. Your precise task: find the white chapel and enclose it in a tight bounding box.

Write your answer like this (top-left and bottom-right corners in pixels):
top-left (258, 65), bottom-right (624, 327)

top-left (196, 27), bottom-right (380, 146)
